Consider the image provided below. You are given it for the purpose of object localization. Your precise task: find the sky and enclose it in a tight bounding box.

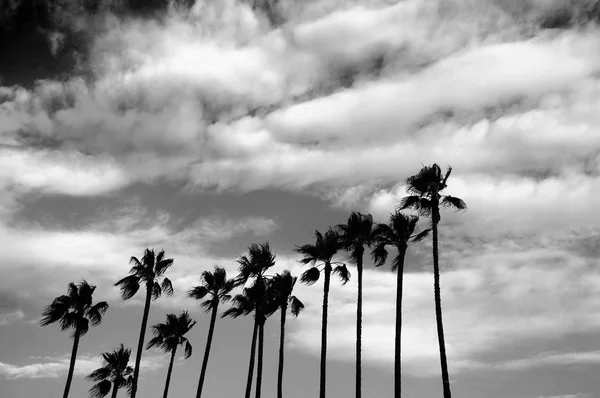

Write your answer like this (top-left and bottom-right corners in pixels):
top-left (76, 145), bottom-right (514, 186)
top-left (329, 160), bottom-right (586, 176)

top-left (0, 0), bottom-right (599, 397)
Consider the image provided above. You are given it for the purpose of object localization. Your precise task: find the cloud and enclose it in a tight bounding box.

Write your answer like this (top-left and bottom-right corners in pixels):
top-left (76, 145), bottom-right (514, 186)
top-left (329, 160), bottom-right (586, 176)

top-left (0, 353), bottom-right (164, 380)
top-left (0, 309), bottom-right (25, 326)
top-left (284, 239), bottom-right (600, 376)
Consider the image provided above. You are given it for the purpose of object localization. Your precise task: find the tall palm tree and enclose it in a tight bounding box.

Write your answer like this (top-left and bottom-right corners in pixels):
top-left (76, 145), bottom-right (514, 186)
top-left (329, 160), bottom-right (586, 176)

top-left (236, 243), bottom-right (276, 398)
top-left (86, 344), bottom-right (133, 398)
top-left (40, 280), bottom-right (109, 398)
top-left (147, 311), bottom-right (196, 398)
top-left (371, 211), bottom-right (429, 398)
top-left (296, 228), bottom-right (350, 398)
top-left (188, 266), bottom-right (236, 398)
top-left (336, 212), bottom-right (380, 398)
top-left (271, 271), bottom-right (304, 398)
top-left (222, 284), bottom-right (264, 398)
top-left (114, 248), bottom-right (174, 398)
top-left (400, 164), bottom-right (466, 398)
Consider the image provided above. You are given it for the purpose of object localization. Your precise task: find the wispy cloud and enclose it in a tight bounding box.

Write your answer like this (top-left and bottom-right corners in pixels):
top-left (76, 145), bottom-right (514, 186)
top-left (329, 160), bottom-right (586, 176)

top-left (0, 353), bottom-right (164, 380)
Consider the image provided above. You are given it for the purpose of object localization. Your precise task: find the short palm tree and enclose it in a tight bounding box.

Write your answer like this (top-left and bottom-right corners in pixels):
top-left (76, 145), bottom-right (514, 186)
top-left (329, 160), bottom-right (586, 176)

top-left (188, 266), bottom-right (236, 398)
top-left (147, 311), bottom-right (196, 398)
top-left (400, 164), bottom-right (466, 398)
top-left (236, 243), bottom-right (276, 398)
top-left (296, 228), bottom-right (350, 398)
top-left (114, 248), bottom-right (174, 398)
top-left (86, 344), bottom-right (133, 398)
top-left (372, 211), bottom-right (429, 398)
top-left (40, 281), bottom-right (109, 398)
top-left (336, 212), bottom-right (380, 398)
top-left (222, 284), bottom-right (264, 398)
top-left (271, 271), bottom-right (304, 398)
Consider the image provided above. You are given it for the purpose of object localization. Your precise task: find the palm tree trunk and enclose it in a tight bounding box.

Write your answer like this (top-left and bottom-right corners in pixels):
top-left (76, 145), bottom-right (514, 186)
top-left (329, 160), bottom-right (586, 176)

top-left (245, 318), bottom-right (259, 398)
top-left (163, 347), bottom-right (177, 398)
top-left (130, 283), bottom-right (153, 398)
top-left (432, 209), bottom-right (451, 398)
top-left (196, 304), bottom-right (218, 398)
top-left (394, 247), bottom-right (407, 398)
top-left (356, 254), bottom-right (363, 398)
top-left (320, 265), bottom-right (331, 398)
top-left (255, 318), bottom-right (265, 398)
top-left (277, 306), bottom-right (287, 398)
top-left (111, 382), bottom-right (119, 398)
top-left (62, 325), bottom-right (80, 398)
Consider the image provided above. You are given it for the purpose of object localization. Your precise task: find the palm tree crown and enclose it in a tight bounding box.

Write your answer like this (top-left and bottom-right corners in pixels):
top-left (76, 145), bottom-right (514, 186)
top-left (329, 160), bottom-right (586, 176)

top-left (147, 311), bottom-right (196, 358)
top-left (336, 212), bottom-right (379, 262)
top-left (114, 249), bottom-right (174, 302)
top-left (86, 344), bottom-right (133, 398)
top-left (40, 280), bottom-right (109, 337)
top-left (271, 271), bottom-right (304, 317)
top-left (236, 242), bottom-right (276, 286)
top-left (372, 212), bottom-right (430, 268)
top-left (189, 266), bottom-right (236, 312)
top-left (400, 164), bottom-right (467, 220)
top-left (297, 228), bottom-right (350, 285)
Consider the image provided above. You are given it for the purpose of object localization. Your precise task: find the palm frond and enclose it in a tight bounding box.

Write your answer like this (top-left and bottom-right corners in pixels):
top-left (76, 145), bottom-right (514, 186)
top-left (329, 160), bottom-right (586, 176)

top-left (371, 243), bottom-right (388, 267)
top-left (184, 340), bottom-right (193, 359)
top-left (89, 380), bottom-right (112, 398)
top-left (87, 301), bottom-right (109, 327)
top-left (188, 286), bottom-right (209, 300)
top-left (300, 267), bottom-right (320, 285)
top-left (114, 275), bottom-right (140, 300)
top-left (161, 278), bottom-right (174, 297)
top-left (86, 367), bottom-right (111, 382)
top-left (151, 281), bottom-right (162, 301)
top-left (399, 195), bottom-right (421, 211)
top-left (154, 251), bottom-right (174, 276)
top-left (289, 296), bottom-right (304, 317)
top-left (333, 264), bottom-right (351, 284)
top-left (441, 195), bottom-right (467, 210)
top-left (40, 295), bottom-right (70, 327)
top-left (221, 307), bottom-right (244, 318)
top-left (411, 229), bottom-right (431, 243)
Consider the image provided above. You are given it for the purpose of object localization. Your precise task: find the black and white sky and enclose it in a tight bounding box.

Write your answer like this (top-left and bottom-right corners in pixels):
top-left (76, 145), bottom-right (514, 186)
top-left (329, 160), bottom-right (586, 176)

top-left (1, 0), bottom-right (600, 397)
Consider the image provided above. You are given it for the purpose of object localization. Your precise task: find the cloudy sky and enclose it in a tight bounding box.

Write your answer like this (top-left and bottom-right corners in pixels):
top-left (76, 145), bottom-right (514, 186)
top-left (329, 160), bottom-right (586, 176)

top-left (1, 0), bottom-right (600, 397)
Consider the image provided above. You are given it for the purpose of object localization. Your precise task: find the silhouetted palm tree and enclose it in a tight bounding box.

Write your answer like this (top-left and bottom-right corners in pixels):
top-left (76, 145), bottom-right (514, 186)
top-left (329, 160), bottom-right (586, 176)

top-left (271, 271), bottom-right (304, 398)
top-left (40, 281), bottom-right (109, 398)
top-left (296, 228), bottom-right (350, 398)
top-left (372, 211), bottom-right (429, 398)
top-left (400, 164), bottom-right (466, 398)
top-left (147, 311), bottom-right (195, 398)
top-left (188, 266), bottom-right (236, 398)
top-left (114, 248), bottom-right (174, 398)
top-left (222, 284), bottom-right (264, 398)
top-left (336, 212), bottom-right (380, 398)
top-left (236, 243), bottom-right (276, 398)
top-left (86, 344), bottom-right (133, 398)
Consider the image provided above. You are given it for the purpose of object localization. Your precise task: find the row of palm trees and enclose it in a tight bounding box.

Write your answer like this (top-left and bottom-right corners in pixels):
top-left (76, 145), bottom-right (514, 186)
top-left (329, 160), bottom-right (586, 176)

top-left (40, 163), bottom-right (466, 398)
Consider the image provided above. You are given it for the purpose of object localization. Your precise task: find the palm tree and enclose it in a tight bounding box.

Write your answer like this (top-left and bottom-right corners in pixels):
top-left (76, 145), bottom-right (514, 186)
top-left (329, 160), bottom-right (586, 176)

top-left (86, 344), bottom-right (133, 398)
top-left (40, 280), bottom-right (109, 398)
top-left (188, 266), bottom-right (236, 398)
top-left (336, 212), bottom-right (380, 398)
top-left (114, 248), bottom-right (174, 398)
top-left (371, 211), bottom-right (429, 398)
top-left (400, 164), bottom-right (466, 398)
top-left (147, 311), bottom-right (196, 398)
top-left (236, 243), bottom-right (276, 398)
top-left (222, 284), bottom-right (264, 398)
top-left (271, 271), bottom-right (304, 398)
top-left (296, 228), bottom-right (350, 398)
